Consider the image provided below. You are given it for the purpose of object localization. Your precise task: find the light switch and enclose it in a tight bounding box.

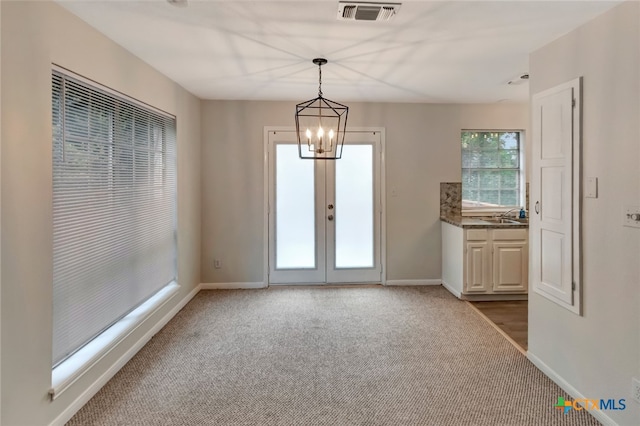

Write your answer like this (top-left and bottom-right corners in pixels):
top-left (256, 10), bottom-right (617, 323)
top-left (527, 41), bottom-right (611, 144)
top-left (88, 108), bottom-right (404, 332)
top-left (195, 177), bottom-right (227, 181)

top-left (585, 177), bottom-right (598, 198)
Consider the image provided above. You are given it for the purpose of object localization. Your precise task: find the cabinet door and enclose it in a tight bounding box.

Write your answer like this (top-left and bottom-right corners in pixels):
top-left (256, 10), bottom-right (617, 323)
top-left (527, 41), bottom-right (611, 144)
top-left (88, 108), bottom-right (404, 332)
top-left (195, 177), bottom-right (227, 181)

top-left (492, 241), bottom-right (528, 292)
top-left (465, 242), bottom-right (491, 292)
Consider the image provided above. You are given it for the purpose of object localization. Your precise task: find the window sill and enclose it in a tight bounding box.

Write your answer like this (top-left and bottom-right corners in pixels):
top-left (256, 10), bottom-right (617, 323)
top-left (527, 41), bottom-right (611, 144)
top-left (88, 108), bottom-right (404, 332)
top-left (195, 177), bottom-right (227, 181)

top-left (50, 281), bottom-right (180, 400)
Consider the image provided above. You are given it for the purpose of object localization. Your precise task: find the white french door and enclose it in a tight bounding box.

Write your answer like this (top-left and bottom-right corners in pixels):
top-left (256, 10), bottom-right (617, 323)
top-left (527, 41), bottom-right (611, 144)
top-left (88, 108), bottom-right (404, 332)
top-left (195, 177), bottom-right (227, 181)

top-left (267, 129), bottom-right (383, 284)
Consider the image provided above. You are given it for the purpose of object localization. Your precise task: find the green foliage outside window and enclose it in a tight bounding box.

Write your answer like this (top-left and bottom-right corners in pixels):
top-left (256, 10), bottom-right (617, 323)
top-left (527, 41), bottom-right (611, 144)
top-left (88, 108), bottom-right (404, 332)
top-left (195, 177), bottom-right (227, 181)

top-left (462, 131), bottom-right (521, 208)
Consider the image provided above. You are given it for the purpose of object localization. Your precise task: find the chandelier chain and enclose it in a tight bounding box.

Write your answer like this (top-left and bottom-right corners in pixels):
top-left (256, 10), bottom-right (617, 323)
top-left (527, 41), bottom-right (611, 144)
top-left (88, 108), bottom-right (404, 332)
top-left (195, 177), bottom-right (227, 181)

top-left (318, 63), bottom-right (323, 97)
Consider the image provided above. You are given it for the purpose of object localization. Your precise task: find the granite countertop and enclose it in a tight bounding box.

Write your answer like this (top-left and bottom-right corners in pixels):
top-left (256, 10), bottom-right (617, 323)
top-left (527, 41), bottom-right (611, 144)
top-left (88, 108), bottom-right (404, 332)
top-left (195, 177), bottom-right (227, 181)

top-left (440, 215), bottom-right (529, 229)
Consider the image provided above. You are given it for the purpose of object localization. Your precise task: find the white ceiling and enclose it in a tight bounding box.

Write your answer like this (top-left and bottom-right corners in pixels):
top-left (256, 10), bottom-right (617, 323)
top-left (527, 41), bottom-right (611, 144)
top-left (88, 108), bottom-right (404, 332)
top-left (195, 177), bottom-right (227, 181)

top-left (57, 0), bottom-right (621, 103)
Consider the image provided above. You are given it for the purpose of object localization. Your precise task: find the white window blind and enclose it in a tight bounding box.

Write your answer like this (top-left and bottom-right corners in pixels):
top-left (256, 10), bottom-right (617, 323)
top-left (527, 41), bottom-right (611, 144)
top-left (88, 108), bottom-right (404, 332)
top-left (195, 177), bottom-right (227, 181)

top-left (52, 70), bottom-right (177, 367)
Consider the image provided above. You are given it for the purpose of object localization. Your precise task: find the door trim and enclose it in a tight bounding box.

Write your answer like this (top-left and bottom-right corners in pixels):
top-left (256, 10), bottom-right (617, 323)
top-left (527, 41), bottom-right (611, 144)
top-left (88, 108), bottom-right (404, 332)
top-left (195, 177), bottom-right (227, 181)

top-left (263, 126), bottom-right (386, 286)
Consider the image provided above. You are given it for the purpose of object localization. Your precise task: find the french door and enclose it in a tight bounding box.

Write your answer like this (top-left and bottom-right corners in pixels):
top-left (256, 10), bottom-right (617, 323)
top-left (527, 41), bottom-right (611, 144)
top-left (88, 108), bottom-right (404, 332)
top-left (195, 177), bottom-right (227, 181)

top-left (267, 129), bottom-right (383, 284)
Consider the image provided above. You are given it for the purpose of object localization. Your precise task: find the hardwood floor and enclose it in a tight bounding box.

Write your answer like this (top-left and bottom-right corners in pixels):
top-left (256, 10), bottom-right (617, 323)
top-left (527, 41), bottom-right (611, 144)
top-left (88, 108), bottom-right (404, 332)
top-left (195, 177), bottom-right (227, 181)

top-left (469, 301), bottom-right (528, 351)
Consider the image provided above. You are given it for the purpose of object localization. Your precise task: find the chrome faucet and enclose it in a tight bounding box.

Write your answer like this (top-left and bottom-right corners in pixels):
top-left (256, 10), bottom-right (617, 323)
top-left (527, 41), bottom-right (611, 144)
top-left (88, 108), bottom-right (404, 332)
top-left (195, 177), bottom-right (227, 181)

top-left (495, 208), bottom-right (519, 219)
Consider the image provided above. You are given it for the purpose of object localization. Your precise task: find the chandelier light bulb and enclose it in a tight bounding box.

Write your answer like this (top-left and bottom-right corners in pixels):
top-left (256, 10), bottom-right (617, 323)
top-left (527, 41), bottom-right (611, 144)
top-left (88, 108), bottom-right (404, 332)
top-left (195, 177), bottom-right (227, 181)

top-left (305, 129), bottom-right (312, 139)
top-left (317, 127), bottom-right (324, 138)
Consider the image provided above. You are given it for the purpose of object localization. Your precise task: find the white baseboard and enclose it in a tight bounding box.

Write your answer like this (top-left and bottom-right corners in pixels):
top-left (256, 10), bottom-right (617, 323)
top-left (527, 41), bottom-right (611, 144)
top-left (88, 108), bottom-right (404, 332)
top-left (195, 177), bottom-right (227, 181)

top-left (385, 279), bottom-right (441, 286)
top-left (527, 352), bottom-right (618, 426)
top-left (441, 280), bottom-right (462, 298)
top-left (201, 282), bottom-right (266, 289)
top-left (50, 284), bottom-right (202, 426)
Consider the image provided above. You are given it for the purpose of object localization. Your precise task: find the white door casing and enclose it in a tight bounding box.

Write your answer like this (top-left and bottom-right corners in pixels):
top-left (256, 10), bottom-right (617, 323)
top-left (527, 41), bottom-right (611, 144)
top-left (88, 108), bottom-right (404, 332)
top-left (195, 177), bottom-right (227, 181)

top-left (531, 77), bottom-right (582, 314)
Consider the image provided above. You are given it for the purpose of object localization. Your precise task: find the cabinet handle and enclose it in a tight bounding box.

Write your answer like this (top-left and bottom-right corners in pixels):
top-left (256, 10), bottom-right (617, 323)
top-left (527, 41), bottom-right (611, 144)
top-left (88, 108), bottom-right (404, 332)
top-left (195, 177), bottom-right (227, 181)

top-left (535, 201), bottom-right (540, 215)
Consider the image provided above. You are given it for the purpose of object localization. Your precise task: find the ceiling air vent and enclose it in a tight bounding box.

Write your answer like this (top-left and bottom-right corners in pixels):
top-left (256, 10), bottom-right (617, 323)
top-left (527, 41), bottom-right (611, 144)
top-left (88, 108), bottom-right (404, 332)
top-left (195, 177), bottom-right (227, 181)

top-left (166, 0), bottom-right (188, 7)
top-left (508, 73), bottom-right (530, 85)
top-left (337, 2), bottom-right (401, 22)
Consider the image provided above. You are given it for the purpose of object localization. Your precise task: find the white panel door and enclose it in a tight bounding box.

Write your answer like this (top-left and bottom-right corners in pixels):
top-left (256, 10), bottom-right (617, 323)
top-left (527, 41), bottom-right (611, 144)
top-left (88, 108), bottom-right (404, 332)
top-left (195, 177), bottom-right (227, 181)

top-left (531, 78), bottom-right (581, 313)
top-left (267, 129), bottom-right (382, 284)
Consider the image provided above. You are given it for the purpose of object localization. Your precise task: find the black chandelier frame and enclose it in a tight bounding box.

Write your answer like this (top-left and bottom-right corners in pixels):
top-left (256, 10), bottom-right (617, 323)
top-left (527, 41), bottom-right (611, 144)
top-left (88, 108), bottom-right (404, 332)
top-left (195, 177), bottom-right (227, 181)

top-left (295, 58), bottom-right (349, 160)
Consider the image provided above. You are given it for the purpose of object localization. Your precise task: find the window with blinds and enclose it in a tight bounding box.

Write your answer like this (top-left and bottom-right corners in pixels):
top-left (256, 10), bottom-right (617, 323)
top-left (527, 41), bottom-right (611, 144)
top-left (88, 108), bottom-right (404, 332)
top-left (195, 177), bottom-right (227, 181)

top-left (51, 70), bottom-right (177, 367)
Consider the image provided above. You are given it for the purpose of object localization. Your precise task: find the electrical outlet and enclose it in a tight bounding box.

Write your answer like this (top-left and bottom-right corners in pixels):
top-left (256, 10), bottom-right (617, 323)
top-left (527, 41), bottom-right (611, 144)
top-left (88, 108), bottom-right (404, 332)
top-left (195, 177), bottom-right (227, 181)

top-left (632, 377), bottom-right (640, 404)
top-left (214, 259), bottom-right (222, 269)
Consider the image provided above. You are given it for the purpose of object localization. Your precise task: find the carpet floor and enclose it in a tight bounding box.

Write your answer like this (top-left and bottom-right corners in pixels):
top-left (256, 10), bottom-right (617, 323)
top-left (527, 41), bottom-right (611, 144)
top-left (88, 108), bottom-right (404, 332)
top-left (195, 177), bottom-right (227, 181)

top-left (67, 286), bottom-right (600, 425)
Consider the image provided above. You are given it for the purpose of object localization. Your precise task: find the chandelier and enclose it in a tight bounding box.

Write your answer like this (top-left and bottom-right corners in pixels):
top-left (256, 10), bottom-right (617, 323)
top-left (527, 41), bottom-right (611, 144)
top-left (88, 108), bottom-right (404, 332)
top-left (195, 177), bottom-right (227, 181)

top-left (295, 58), bottom-right (349, 160)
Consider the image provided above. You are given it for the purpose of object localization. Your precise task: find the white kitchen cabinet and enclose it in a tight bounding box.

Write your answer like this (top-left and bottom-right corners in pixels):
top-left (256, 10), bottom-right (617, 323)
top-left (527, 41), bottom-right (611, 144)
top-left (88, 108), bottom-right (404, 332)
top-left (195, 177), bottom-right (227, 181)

top-left (491, 229), bottom-right (528, 292)
top-left (465, 229), bottom-right (491, 293)
top-left (442, 222), bottom-right (528, 300)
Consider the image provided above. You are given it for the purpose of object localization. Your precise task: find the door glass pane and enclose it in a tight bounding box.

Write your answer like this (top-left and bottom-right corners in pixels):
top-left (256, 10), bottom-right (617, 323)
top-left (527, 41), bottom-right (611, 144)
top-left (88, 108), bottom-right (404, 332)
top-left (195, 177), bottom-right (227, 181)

top-left (276, 145), bottom-right (316, 269)
top-left (335, 145), bottom-right (374, 268)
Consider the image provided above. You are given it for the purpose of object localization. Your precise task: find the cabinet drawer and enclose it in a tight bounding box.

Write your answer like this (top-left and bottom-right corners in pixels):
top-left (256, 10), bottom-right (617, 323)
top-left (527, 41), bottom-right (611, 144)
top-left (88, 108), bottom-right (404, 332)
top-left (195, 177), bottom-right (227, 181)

top-left (466, 229), bottom-right (488, 241)
top-left (492, 229), bottom-right (527, 241)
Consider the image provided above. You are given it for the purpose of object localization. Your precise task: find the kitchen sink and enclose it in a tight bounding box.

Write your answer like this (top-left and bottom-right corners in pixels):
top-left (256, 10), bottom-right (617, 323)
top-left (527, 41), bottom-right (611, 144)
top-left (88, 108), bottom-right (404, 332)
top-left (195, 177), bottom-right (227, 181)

top-left (481, 218), bottom-right (524, 225)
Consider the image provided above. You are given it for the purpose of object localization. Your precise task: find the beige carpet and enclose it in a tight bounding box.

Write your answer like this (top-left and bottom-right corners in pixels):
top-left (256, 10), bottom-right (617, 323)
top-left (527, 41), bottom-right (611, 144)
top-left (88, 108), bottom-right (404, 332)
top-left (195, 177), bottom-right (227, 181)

top-left (67, 286), bottom-right (599, 425)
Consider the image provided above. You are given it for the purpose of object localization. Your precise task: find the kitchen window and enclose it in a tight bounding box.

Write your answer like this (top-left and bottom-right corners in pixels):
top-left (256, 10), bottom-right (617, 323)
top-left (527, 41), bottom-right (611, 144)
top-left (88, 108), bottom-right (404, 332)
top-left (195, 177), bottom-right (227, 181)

top-left (461, 130), bottom-right (524, 210)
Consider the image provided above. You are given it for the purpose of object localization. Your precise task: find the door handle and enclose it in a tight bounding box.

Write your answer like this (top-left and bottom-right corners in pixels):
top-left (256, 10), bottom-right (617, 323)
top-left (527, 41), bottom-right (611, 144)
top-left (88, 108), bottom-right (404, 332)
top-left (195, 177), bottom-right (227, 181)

top-left (535, 201), bottom-right (540, 215)
top-left (328, 215), bottom-right (334, 221)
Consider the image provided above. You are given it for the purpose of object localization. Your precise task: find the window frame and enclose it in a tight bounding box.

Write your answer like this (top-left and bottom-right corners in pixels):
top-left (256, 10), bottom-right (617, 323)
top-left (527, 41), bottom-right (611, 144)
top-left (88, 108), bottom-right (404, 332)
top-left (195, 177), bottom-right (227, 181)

top-left (461, 129), bottom-right (525, 214)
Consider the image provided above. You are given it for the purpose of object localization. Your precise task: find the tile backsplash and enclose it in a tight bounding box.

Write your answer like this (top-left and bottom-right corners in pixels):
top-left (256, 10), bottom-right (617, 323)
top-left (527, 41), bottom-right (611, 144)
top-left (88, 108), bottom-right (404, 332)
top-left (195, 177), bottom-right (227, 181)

top-left (440, 182), bottom-right (461, 218)
top-left (440, 182), bottom-right (530, 218)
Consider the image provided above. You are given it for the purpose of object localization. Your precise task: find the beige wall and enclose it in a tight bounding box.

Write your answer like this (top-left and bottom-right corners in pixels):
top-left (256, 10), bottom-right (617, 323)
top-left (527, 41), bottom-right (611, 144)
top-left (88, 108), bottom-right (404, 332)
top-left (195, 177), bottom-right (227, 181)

top-left (0, 1), bottom-right (201, 425)
top-left (528, 2), bottom-right (639, 424)
top-left (201, 101), bottom-right (528, 283)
